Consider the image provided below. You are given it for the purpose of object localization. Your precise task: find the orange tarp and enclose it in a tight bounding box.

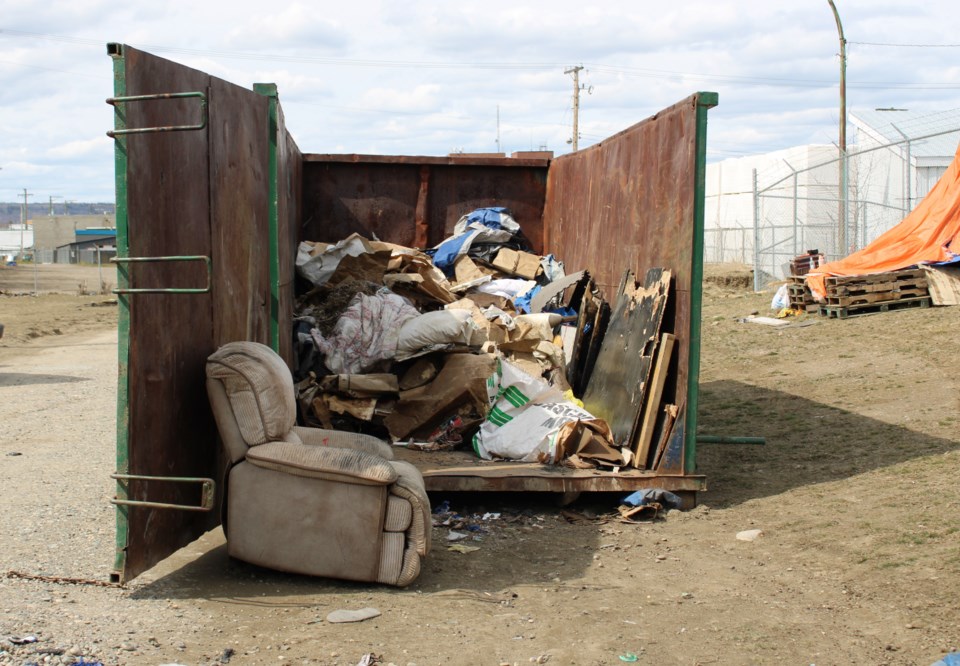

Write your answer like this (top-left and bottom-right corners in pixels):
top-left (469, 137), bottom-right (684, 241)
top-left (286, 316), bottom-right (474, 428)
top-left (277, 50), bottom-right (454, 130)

top-left (807, 142), bottom-right (960, 299)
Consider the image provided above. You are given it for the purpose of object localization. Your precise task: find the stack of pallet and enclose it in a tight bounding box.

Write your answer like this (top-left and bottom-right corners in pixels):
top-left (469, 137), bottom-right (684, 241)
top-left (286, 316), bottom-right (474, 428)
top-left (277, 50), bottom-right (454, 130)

top-left (786, 251), bottom-right (825, 313)
top-left (787, 275), bottom-right (819, 313)
top-left (819, 268), bottom-right (931, 319)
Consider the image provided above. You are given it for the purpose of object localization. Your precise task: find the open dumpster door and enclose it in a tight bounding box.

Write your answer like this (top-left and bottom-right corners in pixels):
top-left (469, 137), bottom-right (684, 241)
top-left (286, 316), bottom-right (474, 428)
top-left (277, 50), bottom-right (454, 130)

top-left (106, 43), bottom-right (299, 583)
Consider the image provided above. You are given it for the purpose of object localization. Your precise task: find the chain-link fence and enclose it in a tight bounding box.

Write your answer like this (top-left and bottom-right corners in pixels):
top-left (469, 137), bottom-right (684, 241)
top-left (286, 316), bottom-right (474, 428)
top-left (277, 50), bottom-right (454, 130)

top-left (705, 126), bottom-right (960, 290)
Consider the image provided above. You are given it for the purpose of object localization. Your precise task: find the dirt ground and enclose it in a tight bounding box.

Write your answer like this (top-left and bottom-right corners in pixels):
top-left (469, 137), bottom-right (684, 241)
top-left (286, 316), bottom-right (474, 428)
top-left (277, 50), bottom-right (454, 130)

top-left (1, 263), bottom-right (958, 666)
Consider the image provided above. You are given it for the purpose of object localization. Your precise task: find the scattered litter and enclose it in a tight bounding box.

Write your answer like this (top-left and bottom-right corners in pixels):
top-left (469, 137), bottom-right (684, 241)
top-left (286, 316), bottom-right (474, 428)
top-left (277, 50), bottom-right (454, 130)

top-left (738, 315), bottom-right (790, 327)
top-left (446, 530), bottom-right (469, 542)
top-left (355, 653), bottom-right (382, 666)
top-left (770, 283), bottom-right (789, 309)
top-left (448, 544), bottom-right (481, 554)
top-left (931, 653), bottom-right (960, 666)
top-left (8, 636), bottom-right (37, 645)
top-left (736, 529), bottom-right (764, 542)
top-left (325, 608), bottom-right (381, 624)
top-left (622, 489), bottom-right (683, 510)
top-left (482, 512), bottom-right (500, 520)
top-left (6, 452), bottom-right (22, 457)
top-left (618, 653), bottom-right (639, 663)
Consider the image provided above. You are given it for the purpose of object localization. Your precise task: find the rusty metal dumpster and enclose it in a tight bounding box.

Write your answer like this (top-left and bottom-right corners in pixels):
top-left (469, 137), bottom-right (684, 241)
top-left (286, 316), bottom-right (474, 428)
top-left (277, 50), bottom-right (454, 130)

top-left (106, 43), bottom-right (718, 583)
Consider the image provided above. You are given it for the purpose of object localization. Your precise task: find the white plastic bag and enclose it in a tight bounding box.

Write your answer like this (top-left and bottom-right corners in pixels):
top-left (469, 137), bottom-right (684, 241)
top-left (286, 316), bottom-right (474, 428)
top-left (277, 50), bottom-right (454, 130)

top-left (472, 359), bottom-right (598, 463)
top-left (771, 283), bottom-right (789, 309)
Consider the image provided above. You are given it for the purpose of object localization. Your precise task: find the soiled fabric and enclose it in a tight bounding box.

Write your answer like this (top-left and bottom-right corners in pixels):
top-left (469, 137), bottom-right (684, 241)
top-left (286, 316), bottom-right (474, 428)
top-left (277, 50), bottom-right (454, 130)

top-left (312, 289), bottom-right (419, 374)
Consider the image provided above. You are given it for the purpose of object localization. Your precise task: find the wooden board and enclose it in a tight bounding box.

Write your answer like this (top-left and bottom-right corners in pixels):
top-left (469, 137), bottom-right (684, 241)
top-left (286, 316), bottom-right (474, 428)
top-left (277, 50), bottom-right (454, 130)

top-left (632, 333), bottom-right (676, 469)
top-left (392, 447), bottom-right (705, 495)
top-left (581, 268), bottom-right (671, 448)
top-left (919, 265), bottom-right (960, 306)
top-left (651, 404), bottom-right (680, 471)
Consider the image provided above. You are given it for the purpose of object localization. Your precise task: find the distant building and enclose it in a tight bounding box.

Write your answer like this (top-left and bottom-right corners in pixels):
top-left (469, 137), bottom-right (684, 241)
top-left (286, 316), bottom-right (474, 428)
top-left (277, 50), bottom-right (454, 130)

top-left (849, 108), bottom-right (960, 216)
top-left (704, 108), bottom-right (960, 271)
top-left (33, 214), bottom-right (116, 252)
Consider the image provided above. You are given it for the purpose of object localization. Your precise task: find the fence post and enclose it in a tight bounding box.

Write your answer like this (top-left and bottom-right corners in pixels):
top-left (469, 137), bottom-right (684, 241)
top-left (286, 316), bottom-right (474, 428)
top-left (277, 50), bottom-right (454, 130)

top-left (753, 168), bottom-right (760, 292)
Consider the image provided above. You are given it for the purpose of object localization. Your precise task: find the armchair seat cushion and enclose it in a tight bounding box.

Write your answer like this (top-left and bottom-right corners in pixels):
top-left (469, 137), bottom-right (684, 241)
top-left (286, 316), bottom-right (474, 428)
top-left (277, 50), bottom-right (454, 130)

top-left (245, 441), bottom-right (398, 486)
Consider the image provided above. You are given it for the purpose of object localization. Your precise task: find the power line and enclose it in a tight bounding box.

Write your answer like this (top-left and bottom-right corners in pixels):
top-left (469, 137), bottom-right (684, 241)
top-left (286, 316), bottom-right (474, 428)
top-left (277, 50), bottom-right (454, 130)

top-left (849, 41), bottom-right (960, 48)
top-left (3, 28), bottom-right (958, 90)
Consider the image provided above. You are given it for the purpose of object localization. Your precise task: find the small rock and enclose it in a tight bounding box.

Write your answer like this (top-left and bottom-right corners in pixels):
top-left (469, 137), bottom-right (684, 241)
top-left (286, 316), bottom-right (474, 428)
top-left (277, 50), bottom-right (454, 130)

top-left (325, 607), bottom-right (381, 624)
top-left (736, 529), bottom-right (763, 541)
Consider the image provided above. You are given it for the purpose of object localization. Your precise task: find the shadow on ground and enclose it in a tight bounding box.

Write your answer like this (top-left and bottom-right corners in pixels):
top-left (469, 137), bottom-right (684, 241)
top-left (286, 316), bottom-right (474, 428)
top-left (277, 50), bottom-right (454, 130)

top-left (0, 372), bottom-right (89, 386)
top-left (696, 379), bottom-right (960, 507)
top-left (127, 491), bottom-right (603, 602)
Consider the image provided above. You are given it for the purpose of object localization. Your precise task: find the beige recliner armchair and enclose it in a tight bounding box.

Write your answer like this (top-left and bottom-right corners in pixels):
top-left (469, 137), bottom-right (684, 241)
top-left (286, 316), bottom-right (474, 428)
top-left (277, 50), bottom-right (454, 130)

top-left (205, 341), bottom-right (430, 586)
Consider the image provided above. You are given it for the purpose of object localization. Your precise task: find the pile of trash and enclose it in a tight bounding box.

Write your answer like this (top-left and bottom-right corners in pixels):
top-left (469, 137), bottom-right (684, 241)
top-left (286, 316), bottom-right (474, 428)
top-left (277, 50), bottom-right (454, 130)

top-left (292, 207), bottom-right (627, 468)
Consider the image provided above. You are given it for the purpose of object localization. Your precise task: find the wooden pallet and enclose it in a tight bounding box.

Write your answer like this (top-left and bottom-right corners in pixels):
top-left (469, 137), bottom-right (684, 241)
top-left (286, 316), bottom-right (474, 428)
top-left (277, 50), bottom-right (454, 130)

top-left (819, 295), bottom-right (931, 319)
top-left (822, 268), bottom-right (929, 309)
top-left (826, 286), bottom-right (929, 307)
top-left (787, 276), bottom-right (818, 312)
top-left (823, 268), bottom-right (926, 288)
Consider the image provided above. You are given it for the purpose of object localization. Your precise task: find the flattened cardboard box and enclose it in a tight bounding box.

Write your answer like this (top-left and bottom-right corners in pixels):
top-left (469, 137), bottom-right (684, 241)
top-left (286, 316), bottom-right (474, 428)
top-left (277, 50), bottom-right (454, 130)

top-left (492, 248), bottom-right (541, 280)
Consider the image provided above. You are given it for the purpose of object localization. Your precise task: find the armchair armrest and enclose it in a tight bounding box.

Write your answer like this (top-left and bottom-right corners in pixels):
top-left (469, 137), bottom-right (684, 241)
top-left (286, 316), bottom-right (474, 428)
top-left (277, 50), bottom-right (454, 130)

top-left (246, 441), bottom-right (398, 486)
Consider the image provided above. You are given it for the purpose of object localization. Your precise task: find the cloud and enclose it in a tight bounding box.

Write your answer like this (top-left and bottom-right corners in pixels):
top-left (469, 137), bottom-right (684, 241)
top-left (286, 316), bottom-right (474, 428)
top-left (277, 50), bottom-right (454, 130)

top-left (46, 137), bottom-right (111, 160)
top-left (2, 0), bottom-right (960, 201)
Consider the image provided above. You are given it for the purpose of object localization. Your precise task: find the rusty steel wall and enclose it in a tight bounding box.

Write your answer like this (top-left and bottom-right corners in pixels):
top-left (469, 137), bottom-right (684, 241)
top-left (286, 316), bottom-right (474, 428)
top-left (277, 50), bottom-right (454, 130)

top-left (120, 46), bottom-right (219, 582)
top-left (277, 103), bottom-right (302, 366)
top-left (542, 94), bottom-right (703, 451)
top-left (119, 46), bottom-right (274, 581)
top-left (300, 157), bottom-right (548, 250)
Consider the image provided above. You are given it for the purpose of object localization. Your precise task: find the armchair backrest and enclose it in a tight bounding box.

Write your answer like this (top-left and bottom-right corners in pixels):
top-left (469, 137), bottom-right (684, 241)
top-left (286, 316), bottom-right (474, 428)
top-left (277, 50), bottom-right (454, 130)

top-left (206, 341), bottom-right (298, 463)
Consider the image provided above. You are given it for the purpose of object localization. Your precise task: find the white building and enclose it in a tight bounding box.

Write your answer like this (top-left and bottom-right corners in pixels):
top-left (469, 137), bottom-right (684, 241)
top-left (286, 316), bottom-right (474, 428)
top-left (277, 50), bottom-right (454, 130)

top-left (704, 108), bottom-right (960, 278)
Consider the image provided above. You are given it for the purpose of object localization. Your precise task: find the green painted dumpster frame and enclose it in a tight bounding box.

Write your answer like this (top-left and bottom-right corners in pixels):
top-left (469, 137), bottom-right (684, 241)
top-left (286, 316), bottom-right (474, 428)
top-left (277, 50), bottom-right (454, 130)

top-left (108, 42), bottom-right (717, 583)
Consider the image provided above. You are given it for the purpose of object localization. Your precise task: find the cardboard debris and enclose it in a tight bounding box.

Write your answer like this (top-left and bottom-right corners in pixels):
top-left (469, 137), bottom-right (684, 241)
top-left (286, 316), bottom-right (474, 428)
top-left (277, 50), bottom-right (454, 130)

top-left (293, 224), bottom-right (683, 474)
top-left (313, 395), bottom-right (377, 421)
top-left (318, 373), bottom-right (399, 398)
top-left (492, 247), bottom-right (542, 280)
top-left (384, 352), bottom-right (496, 441)
top-left (398, 358), bottom-right (440, 391)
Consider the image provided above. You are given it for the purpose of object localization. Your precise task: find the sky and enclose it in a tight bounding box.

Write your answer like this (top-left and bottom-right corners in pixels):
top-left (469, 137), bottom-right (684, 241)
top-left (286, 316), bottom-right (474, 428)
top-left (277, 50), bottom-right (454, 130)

top-left (1, 0), bottom-right (959, 204)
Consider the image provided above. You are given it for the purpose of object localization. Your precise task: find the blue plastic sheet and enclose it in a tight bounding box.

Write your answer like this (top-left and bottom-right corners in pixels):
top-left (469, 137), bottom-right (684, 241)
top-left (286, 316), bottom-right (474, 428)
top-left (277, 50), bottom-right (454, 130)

top-left (622, 489), bottom-right (683, 510)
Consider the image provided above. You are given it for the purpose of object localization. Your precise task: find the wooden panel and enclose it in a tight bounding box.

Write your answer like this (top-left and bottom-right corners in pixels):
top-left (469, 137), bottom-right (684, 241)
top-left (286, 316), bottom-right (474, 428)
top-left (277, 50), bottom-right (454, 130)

top-left (633, 332), bottom-right (676, 468)
top-left (581, 268), bottom-right (671, 448)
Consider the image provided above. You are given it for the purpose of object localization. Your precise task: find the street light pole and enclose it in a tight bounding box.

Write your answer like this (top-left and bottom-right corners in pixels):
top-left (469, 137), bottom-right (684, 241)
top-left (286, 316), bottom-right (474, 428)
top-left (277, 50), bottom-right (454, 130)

top-left (827, 0), bottom-right (848, 254)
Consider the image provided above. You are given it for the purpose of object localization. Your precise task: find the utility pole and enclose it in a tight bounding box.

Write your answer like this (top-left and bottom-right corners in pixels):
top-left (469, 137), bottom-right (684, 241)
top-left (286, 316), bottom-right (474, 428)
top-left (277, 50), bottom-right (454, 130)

top-left (565, 66), bottom-right (585, 152)
top-left (496, 104), bottom-right (501, 154)
top-left (827, 0), bottom-right (848, 254)
top-left (18, 188), bottom-right (30, 260)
